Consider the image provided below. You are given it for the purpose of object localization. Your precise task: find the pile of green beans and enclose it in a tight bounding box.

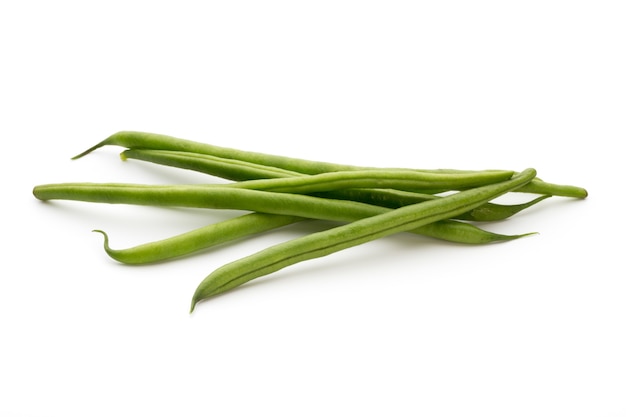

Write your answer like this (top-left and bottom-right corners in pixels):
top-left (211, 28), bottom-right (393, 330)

top-left (32, 131), bottom-right (588, 313)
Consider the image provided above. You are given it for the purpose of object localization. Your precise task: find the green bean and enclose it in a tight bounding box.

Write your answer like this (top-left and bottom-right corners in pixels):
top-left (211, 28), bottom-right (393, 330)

top-left (72, 130), bottom-right (359, 173)
top-left (33, 183), bottom-right (370, 217)
top-left (222, 169), bottom-right (517, 194)
top-left (121, 149), bottom-right (301, 181)
top-left (73, 131), bottom-right (336, 173)
top-left (32, 182), bottom-right (535, 252)
top-left (121, 148), bottom-right (510, 186)
top-left (121, 148), bottom-right (551, 221)
top-left (122, 152), bottom-right (522, 194)
top-left (516, 178), bottom-right (588, 198)
top-left (92, 213), bottom-right (305, 264)
top-left (74, 131), bottom-right (501, 175)
top-left (415, 219), bottom-right (535, 243)
top-left (94, 215), bottom-right (535, 265)
top-left (73, 131), bottom-right (587, 198)
top-left (30, 182), bottom-right (443, 223)
top-left (189, 168), bottom-right (537, 311)
top-left (318, 188), bottom-right (552, 221)
top-left (456, 195), bottom-right (552, 221)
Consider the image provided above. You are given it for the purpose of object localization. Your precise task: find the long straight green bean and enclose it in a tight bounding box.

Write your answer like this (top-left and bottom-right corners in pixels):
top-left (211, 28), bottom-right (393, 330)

top-left (212, 169), bottom-right (517, 194)
top-left (73, 131), bottom-right (496, 175)
top-left (121, 148), bottom-right (303, 181)
top-left (190, 168), bottom-right (537, 311)
top-left (121, 148), bottom-right (551, 222)
top-left (73, 131), bottom-right (588, 198)
top-left (33, 182), bottom-right (535, 250)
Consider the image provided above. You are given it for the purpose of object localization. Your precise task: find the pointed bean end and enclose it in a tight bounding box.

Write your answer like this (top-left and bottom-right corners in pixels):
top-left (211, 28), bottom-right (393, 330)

top-left (92, 229), bottom-right (114, 254)
top-left (190, 287), bottom-right (205, 313)
top-left (71, 139), bottom-right (108, 160)
top-left (491, 231), bottom-right (538, 243)
top-left (92, 229), bottom-right (108, 240)
top-left (71, 132), bottom-right (125, 160)
top-left (190, 286), bottom-right (214, 313)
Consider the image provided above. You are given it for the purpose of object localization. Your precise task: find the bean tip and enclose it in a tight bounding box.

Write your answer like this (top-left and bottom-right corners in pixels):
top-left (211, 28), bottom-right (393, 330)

top-left (70, 135), bottom-right (119, 160)
top-left (569, 187), bottom-right (588, 199)
top-left (92, 229), bottom-right (112, 253)
top-left (92, 229), bottom-right (108, 239)
top-left (492, 231), bottom-right (538, 243)
top-left (32, 185), bottom-right (48, 201)
top-left (71, 144), bottom-right (102, 160)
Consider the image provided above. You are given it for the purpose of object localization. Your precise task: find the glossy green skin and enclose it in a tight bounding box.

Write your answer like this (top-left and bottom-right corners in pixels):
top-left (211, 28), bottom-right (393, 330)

top-left (75, 131), bottom-right (508, 175)
top-left (213, 169), bottom-right (517, 193)
top-left (33, 182), bottom-right (534, 260)
top-left (37, 134), bottom-right (550, 265)
top-left (189, 168), bottom-right (537, 312)
top-left (92, 216), bottom-right (532, 265)
top-left (121, 148), bottom-right (550, 221)
top-left (32, 183), bottom-right (427, 219)
top-left (121, 149), bottom-right (304, 181)
top-left (92, 213), bottom-right (304, 264)
top-left (74, 131), bottom-right (587, 198)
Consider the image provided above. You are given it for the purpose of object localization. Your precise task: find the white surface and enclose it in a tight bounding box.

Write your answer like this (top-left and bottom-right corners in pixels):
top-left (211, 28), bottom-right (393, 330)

top-left (1, 1), bottom-right (625, 416)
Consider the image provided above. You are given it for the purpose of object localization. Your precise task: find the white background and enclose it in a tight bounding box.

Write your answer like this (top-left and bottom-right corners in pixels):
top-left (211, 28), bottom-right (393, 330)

top-left (1, 1), bottom-right (625, 416)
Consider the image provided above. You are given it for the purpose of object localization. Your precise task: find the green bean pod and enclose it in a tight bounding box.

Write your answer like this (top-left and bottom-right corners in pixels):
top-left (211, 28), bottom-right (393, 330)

top-left (74, 131), bottom-right (501, 175)
top-left (33, 182), bottom-right (535, 250)
top-left (517, 178), bottom-right (588, 198)
top-left (92, 213), bottom-right (304, 264)
top-left (33, 183), bottom-right (370, 219)
top-left (74, 131), bottom-right (587, 198)
top-left (190, 168), bottom-right (537, 311)
top-left (121, 148), bottom-right (551, 221)
top-left (121, 149), bottom-right (301, 181)
top-left (222, 169), bottom-right (517, 193)
top-left (93, 215), bottom-right (535, 265)
top-left (324, 187), bottom-right (552, 221)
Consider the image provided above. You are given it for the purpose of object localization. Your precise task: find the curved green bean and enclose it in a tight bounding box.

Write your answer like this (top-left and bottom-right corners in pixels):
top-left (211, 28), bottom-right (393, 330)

top-left (189, 168), bottom-right (537, 311)
top-left (92, 213), bottom-right (304, 264)
top-left (93, 215), bottom-right (535, 265)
